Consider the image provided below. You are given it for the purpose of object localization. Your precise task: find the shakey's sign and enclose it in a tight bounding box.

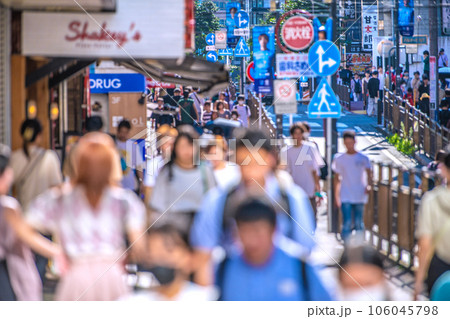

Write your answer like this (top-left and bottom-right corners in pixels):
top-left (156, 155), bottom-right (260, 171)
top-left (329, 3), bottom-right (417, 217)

top-left (22, 0), bottom-right (185, 59)
top-left (65, 21), bottom-right (142, 47)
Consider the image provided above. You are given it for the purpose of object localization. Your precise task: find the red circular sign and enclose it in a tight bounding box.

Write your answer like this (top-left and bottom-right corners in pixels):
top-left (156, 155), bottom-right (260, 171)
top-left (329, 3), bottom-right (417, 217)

top-left (246, 61), bottom-right (254, 82)
top-left (281, 16), bottom-right (314, 51)
top-left (279, 84), bottom-right (292, 98)
top-left (216, 32), bottom-right (225, 41)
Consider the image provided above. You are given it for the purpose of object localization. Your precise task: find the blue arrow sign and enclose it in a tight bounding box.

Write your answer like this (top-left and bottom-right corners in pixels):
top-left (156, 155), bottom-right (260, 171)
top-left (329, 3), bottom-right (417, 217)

top-left (206, 33), bottom-right (215, 45)
top-left (206, 51), bottom-right (218, 62)
top-left (234, 10), bottom-right (249, 29)
top-left (218, 48), bottom-right (233, 56)
top-left (308, 78), bottom-right (341, 118)
top-left (234, 37), bottom-right (250, 57)
top-left (308, 40), bottom-right (340, 77)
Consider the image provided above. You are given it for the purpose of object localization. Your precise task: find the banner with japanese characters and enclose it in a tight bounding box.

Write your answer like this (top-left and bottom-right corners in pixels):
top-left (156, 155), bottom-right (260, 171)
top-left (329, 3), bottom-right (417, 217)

top-left (276, 54), bottom-right (314, 78)
top-left (346, 53), bottom-right (372, 74)
top-left (361, 6), bottom-right (377, 52)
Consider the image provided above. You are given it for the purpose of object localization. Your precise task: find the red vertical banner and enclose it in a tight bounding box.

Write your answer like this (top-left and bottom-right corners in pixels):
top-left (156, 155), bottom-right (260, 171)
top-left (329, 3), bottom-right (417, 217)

top-left (430, 56), bottom-right (436, 107)
top-left (185, 0), bottom-right (195, 51)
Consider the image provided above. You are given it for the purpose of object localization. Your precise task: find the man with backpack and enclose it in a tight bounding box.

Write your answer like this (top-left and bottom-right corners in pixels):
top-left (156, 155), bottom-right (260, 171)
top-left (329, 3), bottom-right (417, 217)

top-left (216, 198), bottom-right (332, 301)
top-left (231, 94), bottom-right (251, 128)
top-left (190, 130), bottom-right (316, 286)
top-left (178, 89), bottom-right (199, 126)
top-left (351, 73), bottom-right (363, 102)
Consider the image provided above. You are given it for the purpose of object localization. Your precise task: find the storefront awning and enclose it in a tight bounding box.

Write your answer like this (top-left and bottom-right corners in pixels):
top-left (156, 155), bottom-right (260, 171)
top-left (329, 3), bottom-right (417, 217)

top-left (118, 56), bottom-right (230, 96)
top-left (0, 0), bottom-right (116, 11)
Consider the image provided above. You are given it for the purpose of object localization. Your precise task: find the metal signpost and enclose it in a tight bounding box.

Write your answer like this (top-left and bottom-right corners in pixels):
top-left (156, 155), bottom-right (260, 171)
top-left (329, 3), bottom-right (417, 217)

top-left (307, 39), bottom-right (341, 233)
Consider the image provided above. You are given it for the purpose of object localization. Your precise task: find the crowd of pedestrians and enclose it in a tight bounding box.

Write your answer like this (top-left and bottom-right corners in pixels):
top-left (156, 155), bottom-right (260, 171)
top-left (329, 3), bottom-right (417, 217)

top-left (1, 80), bottom-right (450, 302)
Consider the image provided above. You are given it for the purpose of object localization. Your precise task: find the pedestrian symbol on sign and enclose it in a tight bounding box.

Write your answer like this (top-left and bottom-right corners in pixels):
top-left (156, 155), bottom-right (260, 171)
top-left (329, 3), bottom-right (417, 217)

top-left (234, 37), bottom-right (250, 57)
top-left (308, 78), bottom-right (341, 118)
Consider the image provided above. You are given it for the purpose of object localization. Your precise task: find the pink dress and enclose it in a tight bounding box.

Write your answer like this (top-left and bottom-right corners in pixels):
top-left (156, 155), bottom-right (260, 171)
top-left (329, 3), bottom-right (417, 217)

top-left (0, 196), bottom-right (42, 301)
top-left (27, 185), bottom-right (145, 301)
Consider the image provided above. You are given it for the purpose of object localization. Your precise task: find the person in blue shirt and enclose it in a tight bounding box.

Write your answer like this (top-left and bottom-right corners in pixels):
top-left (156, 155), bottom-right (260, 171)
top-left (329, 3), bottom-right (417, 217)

top-left (253, 33), bottom-right (273, 80)
top-left (216, 198), bottom-right (332, 301)
top-left (226, 7), bottom-right (238, 45)
top-left (190, 129), bottom-right (316, 285)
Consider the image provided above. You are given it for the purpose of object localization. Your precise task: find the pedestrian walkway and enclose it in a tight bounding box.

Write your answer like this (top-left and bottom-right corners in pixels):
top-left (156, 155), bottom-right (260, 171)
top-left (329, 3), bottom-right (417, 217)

top-left (310, 198), bottom-right (422, 301)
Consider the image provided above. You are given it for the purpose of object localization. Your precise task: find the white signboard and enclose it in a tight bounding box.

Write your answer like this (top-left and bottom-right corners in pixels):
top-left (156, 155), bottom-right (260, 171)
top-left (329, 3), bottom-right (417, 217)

top-left (274, 80), bottom-right (297, 114)
top-left (362, 6), bottom-right (378, 52)
top-left (234, 29), bottom-right (250, 36)
top-left (276, 54), bottom-right (314, 78)
top-left (206, 46), bottom-right (216, 51)
top-left (215, 30), bottom-right (227, 49)
top-left (22, 0), bottom-right (185, 58)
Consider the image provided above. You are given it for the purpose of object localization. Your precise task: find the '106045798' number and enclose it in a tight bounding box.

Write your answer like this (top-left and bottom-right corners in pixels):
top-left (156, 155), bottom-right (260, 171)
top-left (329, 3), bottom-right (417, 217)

top-left (368, 305), bottom-right (438, 316)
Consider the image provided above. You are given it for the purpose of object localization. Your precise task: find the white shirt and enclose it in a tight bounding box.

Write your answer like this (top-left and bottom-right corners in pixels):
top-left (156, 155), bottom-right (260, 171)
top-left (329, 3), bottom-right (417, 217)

top-left (117, 140), bottom-right (144, 191)
top-left (283, 145), bottom-right (320, 197)
top-left (144, 155), bottom-right (165, 188)
top-left (27, 185), bottom-right (146, 258)
top-left (378, 73), bottom-right (385, 90)
top-left (150, 163), bottom-right (216, 214)
top-left (332, 152), bottom-right (372, 204)
top-left (190, 92), bottom-right (204, 114)
top-left (213, 162), bottom-right (241, 190)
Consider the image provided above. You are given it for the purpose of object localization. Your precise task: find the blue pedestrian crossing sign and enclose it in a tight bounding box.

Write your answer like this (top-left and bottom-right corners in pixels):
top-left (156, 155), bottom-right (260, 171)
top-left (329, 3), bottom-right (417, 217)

top-left (206, 33), bottom-right (215, 45)
top-left (218, 48), bottom-right (233, 56)
top-left (234, 10), bottom-right (249, 29)
top-left (234, 37), bottom-right (250, 57)
top-left (206, 51), bottom-right (218, 62)
top-left (308, 78), bottom-right (341, 118)
top-left (308, 40), bottom-right (340, 77)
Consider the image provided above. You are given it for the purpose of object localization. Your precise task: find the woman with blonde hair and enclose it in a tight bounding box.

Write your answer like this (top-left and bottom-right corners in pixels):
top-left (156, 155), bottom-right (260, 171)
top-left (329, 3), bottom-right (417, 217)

top-left (26, 134), bottom-right (146, 301)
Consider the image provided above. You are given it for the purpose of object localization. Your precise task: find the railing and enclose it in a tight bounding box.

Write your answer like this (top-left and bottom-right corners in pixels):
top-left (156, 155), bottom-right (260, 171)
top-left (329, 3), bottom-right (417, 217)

top-left (365, 162), bottom-right (443, 271)
top-left (247, 91), bottom-right (276, 138)
top-left (383, 89), bottom-right (450, 159)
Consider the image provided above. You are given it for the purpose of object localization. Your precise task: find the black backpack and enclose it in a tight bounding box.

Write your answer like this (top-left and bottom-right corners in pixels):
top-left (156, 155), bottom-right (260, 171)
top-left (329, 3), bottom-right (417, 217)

top-left (354, 80), bottom-right (362, 93)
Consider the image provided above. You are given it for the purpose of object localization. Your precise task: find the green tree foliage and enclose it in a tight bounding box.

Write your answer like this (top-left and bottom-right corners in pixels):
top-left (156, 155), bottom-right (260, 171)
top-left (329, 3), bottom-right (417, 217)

top-left (261, 0), bottom-right (314, 25)
top-left (194, 0), bottom-right (221, 56)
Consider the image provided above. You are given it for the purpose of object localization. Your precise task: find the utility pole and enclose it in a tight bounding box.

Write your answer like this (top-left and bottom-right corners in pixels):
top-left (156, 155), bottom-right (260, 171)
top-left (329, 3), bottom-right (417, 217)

top-left (275, 4), bottom-right (283, 139)
top-left (430, 0), bottom-right (439, 119)
top-left (394, 0), bottom-right (400, 95)
top-left (327, 0), bottom-right (339, 234)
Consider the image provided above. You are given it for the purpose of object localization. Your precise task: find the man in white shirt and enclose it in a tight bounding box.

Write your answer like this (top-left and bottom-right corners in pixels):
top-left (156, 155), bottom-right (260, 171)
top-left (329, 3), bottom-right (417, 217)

top-left (116, 119), bottom-right (144, 193)
top-left (232, 94), bottom-right (251, 128)
top-left (332, 130), bottom-right (372, 241)
top-left (190, 87), bottom-right (204, 116)
top-left (378, 66), bottom-right (385, 101)
top-left (283, 123), bottom-right (322, 218)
